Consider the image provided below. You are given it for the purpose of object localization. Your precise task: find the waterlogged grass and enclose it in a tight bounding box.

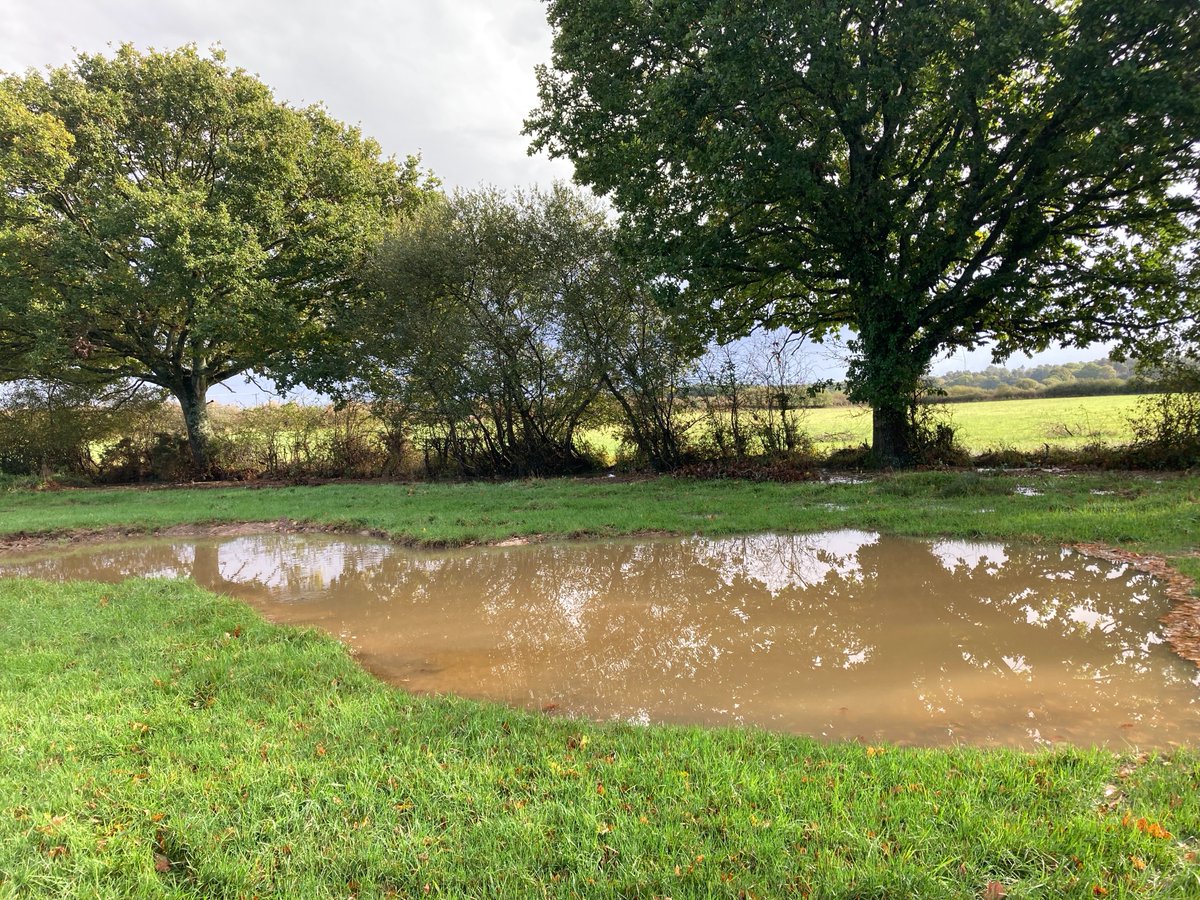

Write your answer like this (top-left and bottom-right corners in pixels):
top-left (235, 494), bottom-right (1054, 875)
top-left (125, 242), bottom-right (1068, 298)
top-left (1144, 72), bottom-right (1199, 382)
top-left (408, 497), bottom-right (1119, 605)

top-left (1, 577), bottom-right (1197, 898)
top-left (1, 471), bottom-right (1198, 556)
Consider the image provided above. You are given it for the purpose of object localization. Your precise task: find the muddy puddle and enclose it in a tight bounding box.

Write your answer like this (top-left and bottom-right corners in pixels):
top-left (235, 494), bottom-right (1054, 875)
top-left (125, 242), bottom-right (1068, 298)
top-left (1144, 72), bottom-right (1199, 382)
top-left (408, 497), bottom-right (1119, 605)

top-left (2, 531), bottom-right (1197, 749)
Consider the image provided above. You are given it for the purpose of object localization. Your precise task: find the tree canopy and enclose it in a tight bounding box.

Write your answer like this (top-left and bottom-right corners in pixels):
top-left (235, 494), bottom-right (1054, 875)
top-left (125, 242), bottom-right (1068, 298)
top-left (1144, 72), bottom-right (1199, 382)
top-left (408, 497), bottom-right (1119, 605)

top-left (527, 0), bottom-right (1200, 462)
top-left (0, 44), bottom-right (434, 473)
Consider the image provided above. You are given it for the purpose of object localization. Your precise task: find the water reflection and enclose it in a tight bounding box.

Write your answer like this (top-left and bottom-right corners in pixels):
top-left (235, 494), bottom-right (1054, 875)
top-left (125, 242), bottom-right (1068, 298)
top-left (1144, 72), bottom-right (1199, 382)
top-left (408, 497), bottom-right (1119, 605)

top-left (2, 532), bottom-right (1197, 749)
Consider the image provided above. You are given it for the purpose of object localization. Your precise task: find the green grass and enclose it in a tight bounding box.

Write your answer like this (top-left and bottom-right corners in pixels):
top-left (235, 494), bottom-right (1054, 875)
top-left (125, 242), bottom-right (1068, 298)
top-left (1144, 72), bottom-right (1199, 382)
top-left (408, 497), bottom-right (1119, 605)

top-left (2, 472), bottom-right (1199, 896)
top-left (2, 472), bottom-right (1198, 558)
top-left (2, 576), bottom-right (1197, 898)
top-left (801, 394), bottom-right (1151, 452)
top-left (579, 394), bottom-right (1152, 461)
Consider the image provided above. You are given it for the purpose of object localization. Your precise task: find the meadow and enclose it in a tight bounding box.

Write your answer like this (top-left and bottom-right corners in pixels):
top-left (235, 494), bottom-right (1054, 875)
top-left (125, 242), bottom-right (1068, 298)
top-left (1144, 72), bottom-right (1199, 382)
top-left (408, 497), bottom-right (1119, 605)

top-left (801, 394), bottom-right (1148, 453)
top-left (563, 393), bottom-right (1153, 466)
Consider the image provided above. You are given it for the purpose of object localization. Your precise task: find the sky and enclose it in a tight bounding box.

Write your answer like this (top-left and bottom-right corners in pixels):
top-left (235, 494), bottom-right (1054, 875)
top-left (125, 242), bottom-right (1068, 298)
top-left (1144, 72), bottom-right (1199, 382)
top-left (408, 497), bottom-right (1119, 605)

top-left (2, 0), bottom-right (573, 190)
top-left (1, 1), bottom-right (1109, 404)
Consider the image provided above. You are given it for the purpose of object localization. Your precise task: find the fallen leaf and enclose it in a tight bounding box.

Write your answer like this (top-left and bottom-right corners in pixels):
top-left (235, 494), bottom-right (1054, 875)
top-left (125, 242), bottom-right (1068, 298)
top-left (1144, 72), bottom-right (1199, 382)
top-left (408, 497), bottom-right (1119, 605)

top-left (1134, 818), bottom-right (1172, 839)
top-left (154, 853), bottom-right (172, 873)
top-left (984, 882), bottom-right (1007, 899)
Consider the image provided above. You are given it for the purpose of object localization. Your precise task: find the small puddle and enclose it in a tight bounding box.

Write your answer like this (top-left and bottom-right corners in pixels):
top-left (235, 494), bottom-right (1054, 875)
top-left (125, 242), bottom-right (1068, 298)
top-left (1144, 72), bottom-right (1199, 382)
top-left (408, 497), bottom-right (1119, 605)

top-left (2, 532), bottom-right (1197, 749)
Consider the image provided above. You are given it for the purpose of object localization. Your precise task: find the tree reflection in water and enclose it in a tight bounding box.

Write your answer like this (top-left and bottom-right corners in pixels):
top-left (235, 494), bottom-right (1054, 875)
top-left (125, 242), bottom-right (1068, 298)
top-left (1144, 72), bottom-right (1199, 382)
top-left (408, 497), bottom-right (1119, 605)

top-left (2, 532), bottom-right (1197, 748)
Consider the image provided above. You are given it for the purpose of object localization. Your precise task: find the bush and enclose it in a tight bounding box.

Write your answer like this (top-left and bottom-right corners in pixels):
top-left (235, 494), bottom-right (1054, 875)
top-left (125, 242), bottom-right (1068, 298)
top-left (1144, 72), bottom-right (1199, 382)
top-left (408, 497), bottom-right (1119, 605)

top-left (0, 380), bottom-right (165, 477)
top-left (208, 402), bottom-right (400, 480)
top-left (97, 403), bottom-right (193, 482)
top-left (896, 386), bottom-right (971, 468)
top-left (1127, 363), bottom-right (1200, 468)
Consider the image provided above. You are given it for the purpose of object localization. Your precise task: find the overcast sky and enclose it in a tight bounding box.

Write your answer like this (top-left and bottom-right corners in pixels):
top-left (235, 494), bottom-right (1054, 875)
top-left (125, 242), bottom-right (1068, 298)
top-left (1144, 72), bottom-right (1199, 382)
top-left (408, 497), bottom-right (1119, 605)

top-left (1, 1), bottom-right (1107, 402)
top-left (2, 0), bottom-right (573, 189)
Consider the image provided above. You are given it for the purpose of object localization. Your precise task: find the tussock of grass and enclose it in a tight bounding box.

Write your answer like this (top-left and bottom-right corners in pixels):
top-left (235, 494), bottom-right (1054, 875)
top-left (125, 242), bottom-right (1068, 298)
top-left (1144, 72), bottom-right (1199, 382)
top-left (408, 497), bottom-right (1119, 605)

top-left (1, 577), bottom-right (1197, 898)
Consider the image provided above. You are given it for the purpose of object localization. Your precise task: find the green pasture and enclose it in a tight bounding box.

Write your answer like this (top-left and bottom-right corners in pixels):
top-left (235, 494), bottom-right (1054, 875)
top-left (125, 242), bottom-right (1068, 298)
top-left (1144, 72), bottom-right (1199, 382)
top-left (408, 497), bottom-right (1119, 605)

top-left (579, 393), bottom-right (1152, 462)
top-left (801, 394), bottom-right (1150, 453)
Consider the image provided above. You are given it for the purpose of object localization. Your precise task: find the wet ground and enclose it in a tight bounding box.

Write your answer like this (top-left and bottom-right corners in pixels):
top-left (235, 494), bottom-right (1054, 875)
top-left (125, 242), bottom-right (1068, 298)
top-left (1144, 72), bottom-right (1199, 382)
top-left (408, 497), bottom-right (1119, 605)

top-left (2, 530), bottom-right (1197, 749)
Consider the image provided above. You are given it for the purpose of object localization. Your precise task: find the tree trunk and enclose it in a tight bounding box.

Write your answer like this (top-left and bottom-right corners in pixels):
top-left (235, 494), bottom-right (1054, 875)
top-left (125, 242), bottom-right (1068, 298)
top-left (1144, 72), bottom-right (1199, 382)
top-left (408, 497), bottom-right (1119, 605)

top-left (175, 377), bottom-right (214, 477)
top-left (871, 399), bottom-right (914, 467)
top-left (856, 317), bottom-right (926, 468)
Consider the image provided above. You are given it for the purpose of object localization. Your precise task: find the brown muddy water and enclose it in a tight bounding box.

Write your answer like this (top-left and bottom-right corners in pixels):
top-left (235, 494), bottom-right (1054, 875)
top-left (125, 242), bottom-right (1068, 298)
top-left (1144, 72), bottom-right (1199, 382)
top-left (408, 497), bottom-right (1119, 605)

top-left (2, 531), bottom-right (1198, 749)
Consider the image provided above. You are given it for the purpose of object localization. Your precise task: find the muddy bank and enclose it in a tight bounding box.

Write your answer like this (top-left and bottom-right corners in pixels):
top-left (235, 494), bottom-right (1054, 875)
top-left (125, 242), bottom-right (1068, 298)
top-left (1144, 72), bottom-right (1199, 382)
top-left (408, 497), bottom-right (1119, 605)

top-left (1075, 543), bottom-right (1200, 669)
top-left (0, 519), bottom-right (452, 555)
top-left (0, 519), bottom-right (666, 555)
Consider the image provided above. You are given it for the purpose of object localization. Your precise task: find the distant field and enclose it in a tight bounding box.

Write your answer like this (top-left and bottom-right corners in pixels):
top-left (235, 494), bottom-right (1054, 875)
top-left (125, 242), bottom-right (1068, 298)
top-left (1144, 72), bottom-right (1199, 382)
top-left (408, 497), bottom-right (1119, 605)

top-left (801, 393), bottom-right (1153, 453)
top-left (583, 393), bottom-right (1154, 460)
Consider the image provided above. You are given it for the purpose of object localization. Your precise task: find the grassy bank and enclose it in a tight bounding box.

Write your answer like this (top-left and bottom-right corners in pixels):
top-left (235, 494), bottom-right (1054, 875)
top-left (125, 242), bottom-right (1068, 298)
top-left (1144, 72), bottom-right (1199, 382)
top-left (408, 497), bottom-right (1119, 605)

top-left (1, 472), bottom-right (1199, 896)
top-left (2, 471), bottom-right (1198, 561)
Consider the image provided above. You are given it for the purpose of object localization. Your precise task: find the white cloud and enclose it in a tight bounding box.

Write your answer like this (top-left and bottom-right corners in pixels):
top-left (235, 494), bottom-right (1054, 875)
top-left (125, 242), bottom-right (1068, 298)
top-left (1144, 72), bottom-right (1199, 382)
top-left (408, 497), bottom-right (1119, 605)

top-left (2, 2), bottom-right (1117, 404)
top-left (0, 0), bottom-right (574, 189)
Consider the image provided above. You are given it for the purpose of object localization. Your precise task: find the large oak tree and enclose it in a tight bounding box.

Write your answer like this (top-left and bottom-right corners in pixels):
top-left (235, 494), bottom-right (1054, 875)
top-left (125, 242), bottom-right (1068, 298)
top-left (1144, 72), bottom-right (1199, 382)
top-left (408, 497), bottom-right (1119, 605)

top-left (0, 45), bottom-right (432, 473)
top-left (527, 0), bottom-right (1200, 462)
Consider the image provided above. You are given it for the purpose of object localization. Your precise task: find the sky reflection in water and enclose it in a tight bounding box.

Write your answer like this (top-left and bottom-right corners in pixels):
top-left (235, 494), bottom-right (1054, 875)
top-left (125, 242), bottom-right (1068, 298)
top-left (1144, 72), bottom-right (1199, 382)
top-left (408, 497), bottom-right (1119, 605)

top-left (2, 530), bottom-right (1197, 749)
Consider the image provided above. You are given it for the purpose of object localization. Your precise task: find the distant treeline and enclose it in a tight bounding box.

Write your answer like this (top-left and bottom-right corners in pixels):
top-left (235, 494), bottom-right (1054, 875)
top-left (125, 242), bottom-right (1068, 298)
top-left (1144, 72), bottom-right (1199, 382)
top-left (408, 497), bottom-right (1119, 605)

top-left (916, 360), bottom-right (1152, 405)
top-left (686, 357), bottom-right (1155, 409)
top-left (923, 358), bottom-right (1152, 404)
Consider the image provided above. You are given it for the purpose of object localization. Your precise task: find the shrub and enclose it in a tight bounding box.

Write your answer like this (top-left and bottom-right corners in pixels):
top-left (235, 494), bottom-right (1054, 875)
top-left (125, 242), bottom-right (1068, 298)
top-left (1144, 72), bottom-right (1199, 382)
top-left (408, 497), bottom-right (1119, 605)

top-left (0, 380), bottom-right (165, 477)
top-left (1127, 362), bottom-right (1200, 468)
top-left (97, 403), bottom-right (193, 482)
